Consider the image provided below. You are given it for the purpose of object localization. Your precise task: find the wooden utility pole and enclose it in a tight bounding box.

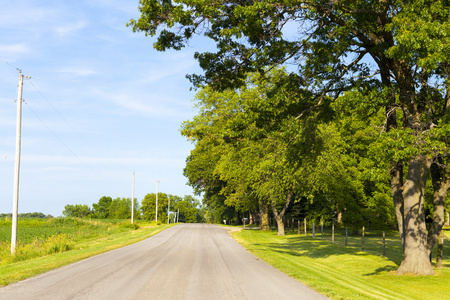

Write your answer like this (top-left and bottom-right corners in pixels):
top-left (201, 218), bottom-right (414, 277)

top-left (167, 196), bottom-right (170, 224)
top-left (11, 70), bottom-right (29, 254)
top-left (155, 180), bottom-right (159, 222)
top-left (131, 172), bottom-right (135, 224)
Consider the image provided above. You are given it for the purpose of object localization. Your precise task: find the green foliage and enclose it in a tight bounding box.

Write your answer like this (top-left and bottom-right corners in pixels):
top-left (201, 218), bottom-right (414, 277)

top-left (131, 0), bottom-right (450, 273)
top-left (92, 196), bottom-right (112, 219)
top-left (141, 193), bottom-right (204, 223)
top-left (181, 69), bottom-right (397, 230)
top-left (109, 197), bottom-right (132, 219)
top-left (141, 193), bottom-right (169, 221)
top-left (65, 196), bottom-right (141, 220)
top-left (0, 212), bottom-right (53, 218)
top-left (175, 195), bottom-right (204, 223)
top-left (62, 204), bottom-right (92, 218)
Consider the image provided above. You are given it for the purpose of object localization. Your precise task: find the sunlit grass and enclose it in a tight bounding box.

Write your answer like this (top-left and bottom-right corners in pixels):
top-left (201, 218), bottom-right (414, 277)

top-left (233, 228), bottom-right (450, 300)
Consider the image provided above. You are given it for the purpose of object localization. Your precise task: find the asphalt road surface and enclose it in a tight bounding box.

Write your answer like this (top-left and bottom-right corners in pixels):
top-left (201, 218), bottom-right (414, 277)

top-left (0, 224), bottom-right (327, 300)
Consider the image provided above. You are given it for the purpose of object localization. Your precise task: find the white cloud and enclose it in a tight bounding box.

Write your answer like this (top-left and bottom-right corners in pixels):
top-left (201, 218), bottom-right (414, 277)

top-left (0, 43), bottom-right (31, 55)
top-left (0, 3), bottom-right (55, 28)
top-left (55, 66), bottom-right (97, 76)
top-left (55, 20), bottom-right (88, 37)
top-left (95, 89), bottom-right (191, 119)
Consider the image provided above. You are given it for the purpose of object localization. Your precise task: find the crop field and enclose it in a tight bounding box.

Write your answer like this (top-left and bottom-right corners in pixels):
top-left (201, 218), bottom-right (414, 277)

top-left (0, 217), bottom-right (141, 265)
top-left (0, 217), bottom-right (169, 286)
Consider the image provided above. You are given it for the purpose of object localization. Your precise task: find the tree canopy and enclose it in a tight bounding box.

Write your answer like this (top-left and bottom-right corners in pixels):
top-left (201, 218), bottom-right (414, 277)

top-left (130, 0), bottom-right (450, 275)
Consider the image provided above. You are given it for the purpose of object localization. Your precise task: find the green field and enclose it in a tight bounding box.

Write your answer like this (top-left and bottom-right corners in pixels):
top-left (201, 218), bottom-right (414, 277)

top-left (0, 217), bottom-right (171, 286)
top-left (233, 228), bottom-right (450, 300)
top-left (0, 217), bottom-right (132, 243)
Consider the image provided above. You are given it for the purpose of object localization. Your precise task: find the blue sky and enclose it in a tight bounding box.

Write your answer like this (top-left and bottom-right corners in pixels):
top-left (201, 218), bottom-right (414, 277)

top-left (0, 0), bottom-right (211, 216)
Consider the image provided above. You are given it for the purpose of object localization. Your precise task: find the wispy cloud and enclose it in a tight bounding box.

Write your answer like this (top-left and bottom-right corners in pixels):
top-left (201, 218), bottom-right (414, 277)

top-left (0, 43), bottom-right (31, 55)
top-left (110, 93), bottom-right (184, 117)
top-left (55, 66), bottom-right (97, 76)
top-left (55, 20), bottom-right (88, 37)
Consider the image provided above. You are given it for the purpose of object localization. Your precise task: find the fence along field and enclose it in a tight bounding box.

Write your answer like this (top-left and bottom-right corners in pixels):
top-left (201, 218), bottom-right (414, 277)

top-left (281, 218), bottom-right (449, 268)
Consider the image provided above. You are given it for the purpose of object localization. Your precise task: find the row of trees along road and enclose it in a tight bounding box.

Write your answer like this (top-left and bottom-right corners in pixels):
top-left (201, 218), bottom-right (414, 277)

top-left (63, 195), bottom-right (204, 223)
top-left (129, 0), bottom-right (449, 275)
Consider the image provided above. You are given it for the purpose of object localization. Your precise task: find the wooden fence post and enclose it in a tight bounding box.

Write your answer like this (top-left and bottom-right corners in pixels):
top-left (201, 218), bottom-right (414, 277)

top-left (304, 218), bottom-right (307, 236)
top-left (321, 220), bottom-right (324, 240)
top-left (362, 226), bottom-right (365, 251)
top-left (332, 220), bottom-right (335, 243)
top-left (345, 227), bottom-right (348, 246)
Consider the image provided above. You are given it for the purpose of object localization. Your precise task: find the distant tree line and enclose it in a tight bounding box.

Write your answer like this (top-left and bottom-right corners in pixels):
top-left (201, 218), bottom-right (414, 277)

top-left (63, 194), bottom-right (205, 223)
top-left (0, 212), bottom-right (54, 218)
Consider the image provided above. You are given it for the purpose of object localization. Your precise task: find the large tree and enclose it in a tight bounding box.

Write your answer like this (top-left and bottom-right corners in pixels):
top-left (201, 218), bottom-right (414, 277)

top-left (130, 0), bottom-right (449, 275)
top-left (142, 193), bottom-right (170, 221)
top-left (92, 196), bottom-right (112, 219)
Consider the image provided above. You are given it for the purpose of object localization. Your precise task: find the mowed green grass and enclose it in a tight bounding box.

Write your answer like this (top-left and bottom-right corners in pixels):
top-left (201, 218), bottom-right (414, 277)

top-left (233, 228), bottom-right (450, 300)
top-left (0, 218), bottom-right (172, 286)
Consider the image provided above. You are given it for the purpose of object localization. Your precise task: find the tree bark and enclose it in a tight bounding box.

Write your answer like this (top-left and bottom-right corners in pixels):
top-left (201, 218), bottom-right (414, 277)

top-left (391, 162), bottom-right (405, 249)
top-left (427, 160), bottom-right (449, 255)
top-left (435, 230), bottom-right (444, 268)
top-left (396, 155), bottom-right (434, 275)
top-left (259, 200), bottom-right (270, 231)
top-left (270, 191), bottom-right (294, 236)
top-left (385, 96), bottom-right (405, 249)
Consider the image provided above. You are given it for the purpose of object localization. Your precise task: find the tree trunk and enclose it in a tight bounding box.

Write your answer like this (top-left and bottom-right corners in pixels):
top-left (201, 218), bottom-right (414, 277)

top-left (259, 200), bottom-right (270, 231)
top-left (270, 192), bottom-right (294, 236)
top-left (391, 162), bottom-right (405, 249)
top-left (385, 99), bottom-right (406, 249)
top-left (396, 155), bottom-right (434, 275)
top-left (274, 214), bottom-right (285, 236)
top-left (337, 211), bottom-right (342, 224)
top-left (427, 160), bottom-right (449, 255)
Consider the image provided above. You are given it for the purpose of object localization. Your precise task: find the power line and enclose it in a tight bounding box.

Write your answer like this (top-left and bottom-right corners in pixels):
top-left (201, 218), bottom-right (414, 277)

top-left (23, 100), bottom-right (115, 183)
top-left (5, 67), bottom-right (132, 188)
top-left (1, 60), bottom-right (20, 71)
top-left (25, 79), bottom-right (132, 175)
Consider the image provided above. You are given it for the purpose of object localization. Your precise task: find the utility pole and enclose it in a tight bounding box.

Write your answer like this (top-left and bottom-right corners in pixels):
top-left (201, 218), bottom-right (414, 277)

top-left (167, 196), bottom-right (170, 224)
top-left (155, 180), bottom-right (159, 222)
top-left (131, 172), bottom-right (135, 224)
top-left (11, 70), bottom-right (29, 254)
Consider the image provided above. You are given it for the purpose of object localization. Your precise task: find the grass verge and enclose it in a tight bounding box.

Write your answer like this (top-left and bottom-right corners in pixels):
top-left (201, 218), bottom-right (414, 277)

top-left (232, 229), bottom-right (450, 300)
top-left (0, 221), bottom-right (172, 287)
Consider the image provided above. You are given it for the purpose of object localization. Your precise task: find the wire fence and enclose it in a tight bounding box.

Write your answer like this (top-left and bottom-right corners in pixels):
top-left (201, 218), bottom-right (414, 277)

top-left (280, 218), bottom-right (448, 268)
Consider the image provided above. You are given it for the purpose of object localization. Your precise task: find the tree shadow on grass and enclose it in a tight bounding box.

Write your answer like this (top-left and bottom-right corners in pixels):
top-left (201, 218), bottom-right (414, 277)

top-left (363, 265), bottom-right (397, 276)
top-left (245, 231), bottom-right (449, 277)
top-left (246, 234), bottom-right (403, 275)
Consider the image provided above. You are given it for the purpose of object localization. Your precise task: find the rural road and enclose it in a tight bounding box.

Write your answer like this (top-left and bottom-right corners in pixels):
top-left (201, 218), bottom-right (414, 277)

top-left (0, 224), bottom-right (327, 300)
